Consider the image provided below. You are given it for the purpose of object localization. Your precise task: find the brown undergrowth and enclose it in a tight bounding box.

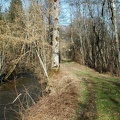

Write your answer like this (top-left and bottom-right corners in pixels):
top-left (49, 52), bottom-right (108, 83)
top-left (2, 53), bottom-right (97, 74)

top-left (23, 63), bottom-right (81, 120)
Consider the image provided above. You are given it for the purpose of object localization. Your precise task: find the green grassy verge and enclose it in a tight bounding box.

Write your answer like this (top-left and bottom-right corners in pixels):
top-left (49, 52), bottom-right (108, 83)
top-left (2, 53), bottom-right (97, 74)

top-left (61, 62), bottom-right (120, 120)
top-left (94, 76), bottom-right (120, 120)
top-left (67, 62), bottom-right (120, 120)
top-left (78, 68), bottom-right (120, 120)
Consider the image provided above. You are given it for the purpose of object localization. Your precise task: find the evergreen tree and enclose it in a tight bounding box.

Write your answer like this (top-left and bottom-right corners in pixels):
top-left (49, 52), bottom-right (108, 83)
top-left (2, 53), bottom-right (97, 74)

top-left (9, 0), bottom-right (23, 23)
top-left (0, 6), bottom-right (3, 20)
top-left (8, 0), bottom-right (24, 37)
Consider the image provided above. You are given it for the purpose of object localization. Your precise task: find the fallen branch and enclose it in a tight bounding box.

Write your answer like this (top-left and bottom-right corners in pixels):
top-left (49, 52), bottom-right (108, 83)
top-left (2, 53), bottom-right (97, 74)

top-left (23, 85), bottom-right (36, 105)
top-left (12, 93), bottom-right (22, 104)
top-left (34, 42), bottom-right (49, 80)
top-left (4, 51), bottom-right (30, 80)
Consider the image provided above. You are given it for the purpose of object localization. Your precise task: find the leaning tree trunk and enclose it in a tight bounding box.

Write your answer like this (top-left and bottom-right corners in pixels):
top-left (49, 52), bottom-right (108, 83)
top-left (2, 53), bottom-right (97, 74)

top-left (112, 0), bottom-right (120, 75)
top-left (52, 0), bottom-right (60, 70)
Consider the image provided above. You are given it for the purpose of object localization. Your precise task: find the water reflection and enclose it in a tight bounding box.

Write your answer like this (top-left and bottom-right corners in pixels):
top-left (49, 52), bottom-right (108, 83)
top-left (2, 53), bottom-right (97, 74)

top-left (0, 76), bottom-right (41, 120)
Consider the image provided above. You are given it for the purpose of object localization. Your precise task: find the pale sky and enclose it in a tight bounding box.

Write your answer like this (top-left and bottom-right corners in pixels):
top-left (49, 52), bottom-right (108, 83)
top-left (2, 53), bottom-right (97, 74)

top-left (0, 0), bottom-right (120, 26)
top-left (0, 0), bottom-right (10, 12)
top-left (0, 0), bottom-right (70, 25)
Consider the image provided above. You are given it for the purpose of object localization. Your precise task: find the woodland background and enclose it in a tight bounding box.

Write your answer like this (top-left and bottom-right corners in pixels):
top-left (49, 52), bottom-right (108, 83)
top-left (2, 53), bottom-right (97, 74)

top-left (0, 0), bottom-right (120, 81)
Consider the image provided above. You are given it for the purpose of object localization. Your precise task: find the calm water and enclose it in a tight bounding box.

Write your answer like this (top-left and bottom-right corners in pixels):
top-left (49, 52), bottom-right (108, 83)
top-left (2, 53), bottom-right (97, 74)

top-left (0, 76), bottom-right (41, 120)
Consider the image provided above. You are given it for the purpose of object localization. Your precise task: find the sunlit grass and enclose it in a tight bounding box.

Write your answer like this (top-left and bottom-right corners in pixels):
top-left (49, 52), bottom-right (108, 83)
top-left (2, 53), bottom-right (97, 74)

top-left (78, 67), bottom-right (120, 120)
top-left (94, 77), bottom-right (120, 120)
top-left (70, 62), bottom-right (120, 120)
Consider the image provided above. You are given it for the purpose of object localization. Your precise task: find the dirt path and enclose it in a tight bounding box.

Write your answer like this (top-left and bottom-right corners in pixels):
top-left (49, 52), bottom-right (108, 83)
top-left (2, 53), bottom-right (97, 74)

top-left (23, 62), bottom-right (120, 120)
top-left (77, 78), bottom-right (97, 120)
top-left (65, 63), bottom-right (98, 120)
top-left (23, 62), bottom-right (87, 120)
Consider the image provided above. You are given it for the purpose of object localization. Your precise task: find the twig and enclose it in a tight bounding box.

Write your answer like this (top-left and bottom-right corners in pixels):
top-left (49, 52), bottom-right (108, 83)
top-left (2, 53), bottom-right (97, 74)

top-left (23, 85), bottom-right (36, 105)
top-left (3, 93), bottom-right (22, 120)
top-left (34, 42), bottom-right (49, 80)
top-left (12, 93), bottom-right (22, 104)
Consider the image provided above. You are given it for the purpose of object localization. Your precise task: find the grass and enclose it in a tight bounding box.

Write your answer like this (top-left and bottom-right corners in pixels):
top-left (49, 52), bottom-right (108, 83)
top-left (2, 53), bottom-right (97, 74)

top-left (72, 80), bottom-right (89, 120)
top-left (23, 63), bottom-right (81, 120)
top-left (94, 77), bottom-right (120, 120)
top-left (22, 62), bottom-right (120, 120)
top-left (75, 65), bottom-right (120, 120)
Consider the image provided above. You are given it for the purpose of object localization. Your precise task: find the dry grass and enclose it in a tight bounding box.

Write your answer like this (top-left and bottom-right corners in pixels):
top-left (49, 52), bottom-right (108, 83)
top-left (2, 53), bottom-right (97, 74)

top-left (22, 62), bottom-right (120, 120)
top-left (23, 63), bottom-right (81, 120)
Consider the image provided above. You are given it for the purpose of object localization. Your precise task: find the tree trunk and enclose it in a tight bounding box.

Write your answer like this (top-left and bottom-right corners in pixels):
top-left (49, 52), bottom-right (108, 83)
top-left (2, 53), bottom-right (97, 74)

top-left (0, 51), bottom-right (2, 75)
top-left (112, 0), bottom-right (120, 75)
top-left (52, 0), bottom-right (60, 70)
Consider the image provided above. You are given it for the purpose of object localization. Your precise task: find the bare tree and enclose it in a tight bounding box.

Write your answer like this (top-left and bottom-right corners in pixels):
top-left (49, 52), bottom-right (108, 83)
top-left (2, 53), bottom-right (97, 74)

top-left (63, 0), bottom-right (120, 76)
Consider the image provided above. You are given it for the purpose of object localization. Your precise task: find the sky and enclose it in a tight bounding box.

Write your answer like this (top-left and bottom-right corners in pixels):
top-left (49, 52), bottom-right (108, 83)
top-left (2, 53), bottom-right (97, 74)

top-left (0, 0), bottom-right (70, 25)
top-left (0, 0), bottom-right (10, 12)
top-left (0, 0), bottom-right (120, 26)
top-left (60, 1), bottom-right (71, 25)
top-left (0, 0), bottom-right (29, 12)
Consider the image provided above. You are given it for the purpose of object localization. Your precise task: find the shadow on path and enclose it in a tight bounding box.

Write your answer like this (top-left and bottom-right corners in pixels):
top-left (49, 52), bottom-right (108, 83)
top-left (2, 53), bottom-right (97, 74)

top-left (77, 78), bottom-right (97, 120)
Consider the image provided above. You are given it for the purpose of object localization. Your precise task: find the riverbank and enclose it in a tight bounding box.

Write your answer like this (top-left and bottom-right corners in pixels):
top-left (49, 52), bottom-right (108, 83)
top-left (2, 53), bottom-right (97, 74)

top-left (23, 62), bottom-right (120, 120)
top-left (0, 76), bottom-right (41, 120)
top-left (22, 62), bottom-right (84, 120)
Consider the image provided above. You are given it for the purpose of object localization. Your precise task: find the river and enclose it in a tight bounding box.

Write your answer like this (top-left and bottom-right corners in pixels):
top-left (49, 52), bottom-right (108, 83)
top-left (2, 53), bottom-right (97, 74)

top-left (0, 75), bottom-right (41, 120)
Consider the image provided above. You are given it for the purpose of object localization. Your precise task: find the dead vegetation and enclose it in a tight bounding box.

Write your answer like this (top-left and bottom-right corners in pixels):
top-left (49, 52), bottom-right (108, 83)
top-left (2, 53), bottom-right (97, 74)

top-left (23, 63), bottom-right (82, 120)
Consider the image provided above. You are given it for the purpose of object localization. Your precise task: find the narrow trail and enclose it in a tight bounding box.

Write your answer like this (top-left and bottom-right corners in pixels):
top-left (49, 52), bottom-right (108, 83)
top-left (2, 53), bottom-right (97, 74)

top-left (66, 63), bottom-right (98, 120)
top-left (24, 62), bottom-right (83, 120)
top-left (77, 78), bottom-right (97, 120)
top-left (23, 62), bottom-right (120, 120)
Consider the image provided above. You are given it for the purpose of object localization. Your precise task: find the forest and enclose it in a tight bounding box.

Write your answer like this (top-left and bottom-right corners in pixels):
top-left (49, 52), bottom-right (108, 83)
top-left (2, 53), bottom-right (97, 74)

top-left (0, 0), bottom-right (120, 80)
top-left (0, 0), bottom-right (120, 120)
